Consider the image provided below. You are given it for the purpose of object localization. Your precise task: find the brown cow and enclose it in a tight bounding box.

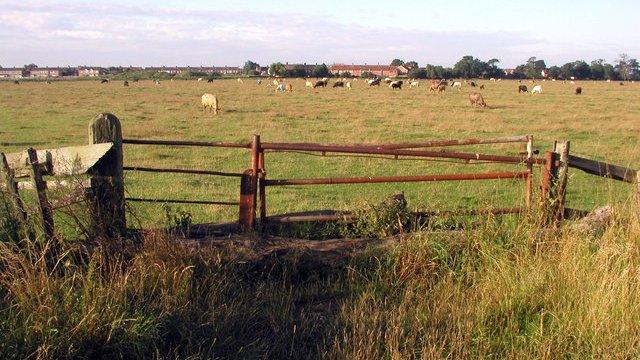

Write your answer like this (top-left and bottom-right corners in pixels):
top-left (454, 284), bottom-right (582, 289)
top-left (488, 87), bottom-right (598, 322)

top-left (285, 83), bottom-right (293, 92)
top-left (575, 87), bottom-right (582, 94)
top-left (469, 93), bottom-right (487, 107)
top-left (437, 84), bottom-right (447, 93)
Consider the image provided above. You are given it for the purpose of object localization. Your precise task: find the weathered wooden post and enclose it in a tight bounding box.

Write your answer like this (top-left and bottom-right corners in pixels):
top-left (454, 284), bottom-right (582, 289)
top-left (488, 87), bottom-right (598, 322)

top-left (524, 135), bottom-right (534, 210)
top-left (258, 150), bottom-right (266, 230)
top-left (554, 141), bottom-right (570, 222)
top-left (540, 150), bottom-right (559, 225)
top-left (238, 135), bottom-right (260, 231)
top-left (26, 148), bottom-right (55, 242)
top-left (0, 153), bottom-right (31, 240)
top-left (88, 113), bottom-right (125, 237)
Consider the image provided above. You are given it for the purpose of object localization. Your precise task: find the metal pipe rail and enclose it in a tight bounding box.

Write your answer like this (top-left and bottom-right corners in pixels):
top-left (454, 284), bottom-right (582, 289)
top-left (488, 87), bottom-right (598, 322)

top-left (123, 138), bottom-right (251, 148)
top-left (125, 197), bottom-right (238, 206)
top-left (123, 166), bottom-right (243, 177)
top-left (262, 143), bottom-right (543, 165)
top-left (264, 171), bottom-right (529, 187)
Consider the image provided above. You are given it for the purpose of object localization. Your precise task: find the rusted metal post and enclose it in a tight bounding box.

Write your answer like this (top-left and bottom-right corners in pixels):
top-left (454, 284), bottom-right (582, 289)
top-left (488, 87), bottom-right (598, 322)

top-left (26, 148), bottom-right (56, 245)
top-left (555, 141), bottom-right (570, 222)
top-left (88, 113), bottom-right (125, 237)
top-left (524, 135), bottom-right (534, 210)
top-left (239, 135), bottom-right (260, 231)
top-left (258, 150), bottom-right (266, 230)
top-left (0, 152), bottom-right (31, 240)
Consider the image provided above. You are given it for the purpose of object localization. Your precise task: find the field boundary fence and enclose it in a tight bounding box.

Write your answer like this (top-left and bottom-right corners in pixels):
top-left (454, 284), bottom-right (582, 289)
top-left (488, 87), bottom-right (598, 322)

top-left (2, 112), bottom-right (639, 240)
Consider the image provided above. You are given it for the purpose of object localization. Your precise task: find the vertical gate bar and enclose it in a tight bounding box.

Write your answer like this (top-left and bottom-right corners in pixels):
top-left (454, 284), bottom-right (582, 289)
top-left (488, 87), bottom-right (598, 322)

top-left (26, 148), bottom-right (56, 253)
top-left (555, 141), bottom-right (570, 223)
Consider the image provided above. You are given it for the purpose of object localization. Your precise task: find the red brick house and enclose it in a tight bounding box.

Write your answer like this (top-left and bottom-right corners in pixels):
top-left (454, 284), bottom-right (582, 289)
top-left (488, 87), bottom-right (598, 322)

top-left (0, 68), bottom-right (25, 78)
top-left (29, 67), bottom-right (61, 77)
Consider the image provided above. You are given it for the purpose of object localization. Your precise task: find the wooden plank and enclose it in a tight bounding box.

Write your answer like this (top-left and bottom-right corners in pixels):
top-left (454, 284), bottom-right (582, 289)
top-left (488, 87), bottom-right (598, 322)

top-left (568, 155), bottom-right (637, 183)
top-left (0, 152), bottom-right (30, 239)
top-left (4, 143), bottom-right (113, 178)
top-left (26, 148), bottom-right (55, 242)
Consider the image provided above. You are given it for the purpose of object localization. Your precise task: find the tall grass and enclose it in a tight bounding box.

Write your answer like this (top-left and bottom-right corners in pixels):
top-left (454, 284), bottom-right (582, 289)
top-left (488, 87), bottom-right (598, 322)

top-left (1, 189), bottom-right (640, 358)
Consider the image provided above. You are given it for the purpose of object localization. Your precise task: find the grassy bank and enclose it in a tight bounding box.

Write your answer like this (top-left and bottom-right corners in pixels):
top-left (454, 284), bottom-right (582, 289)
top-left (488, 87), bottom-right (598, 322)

top-left (1, 194), bottom-right (639, 358)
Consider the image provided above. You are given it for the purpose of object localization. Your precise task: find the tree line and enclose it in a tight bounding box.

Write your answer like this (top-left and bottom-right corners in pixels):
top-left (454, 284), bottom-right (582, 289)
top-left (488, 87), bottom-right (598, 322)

top-left (246, 53), bottom-right (638, 80)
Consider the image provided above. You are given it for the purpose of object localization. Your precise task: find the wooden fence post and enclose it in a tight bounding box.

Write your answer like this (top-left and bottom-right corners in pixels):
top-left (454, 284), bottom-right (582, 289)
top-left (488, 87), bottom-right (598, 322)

top-left (524, 135), bottom-right (534, 211)
top-left (26, 148), bottom-right (55, 243)
top-left (88, 113), bottom-right (125, 237)
top-left (540, 150), bottom-right (559, 224)
top-left (554, 141), bottom-right (570, 222)
top-left (258, 150), bottom-right (266, 230)
top-left (239, 135), bottom-right (260, 231)
top-left (0, 153), bottom-right (31, 240)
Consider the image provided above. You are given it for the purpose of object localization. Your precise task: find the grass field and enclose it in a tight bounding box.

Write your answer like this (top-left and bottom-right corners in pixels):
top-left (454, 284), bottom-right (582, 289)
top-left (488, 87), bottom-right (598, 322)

top-left (1, 78), bottom-right (640, 358)
top-left (1, 78), bottom-right (638, 227)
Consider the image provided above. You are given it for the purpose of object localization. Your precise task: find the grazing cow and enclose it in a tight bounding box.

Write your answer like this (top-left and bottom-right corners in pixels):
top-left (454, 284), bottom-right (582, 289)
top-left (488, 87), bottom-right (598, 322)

top-left (257, 79), bottom-right (262, 85)
top-left (333, 81), bottom-right (344, 88)
top-left (201, 93), bottom-right (220, 114)
top-left (123, 80), bottom-right (129, 87)
top-left (384, 77), bottom-right (392, 84)
top-left (101, 79), bottom-right (109, 83)
top-left (272, 79), bottom-right (280, 85)
top-left (606, 79), bottom-right (611, 83)
top-left (132, 79), bottom-right (139, 83)
top-left (469, 93), bottom-right (487, 107)
top-left (285, 83), bottom-right (293, 92)
top-left (207, 78), bottom-right (214, 83)
top-left (470, 81), bottom-right (477, 87)
top-left (13, 80), bottom-right (19, 85)
top-left (437, 84), bottom-right (447, 93)
top-left (490, 77), bottom-right (496, 82)
top-left (389, 80), bottom-right (403, 89)
top-left (451, 81), bottom-right (462, 90)
top-left (155, 80), bottom-right (161, 85)
top-left (620, 82), bottom-right (625, 86)
top-left (313, 80), bottom-right (328, 88)
top-left (368, 78), bottom-right (381, 86)
top-left (479, 84), bottom-right (485, 89)
top-left (429, 84), bottom-right (439, 91)
top-left (46, 80), bottom-right (52, 84)
top-left (518, 85), bottom-right (528, 93)
top-left (346, 82), bottom-right (352, 90)
top-left (197, 78), bottom-right (203, 82)
top-left (237, 78), bottom-right (243, 83)
top-left (575, 87), bottom-right (582, 94)
top-left (409, 81), bottom-right (419, 88)
top-left (305, 80), bottom-right (313, 88)
top-left (531, 85), bottom-right (542, 94)
top-left (275, 83), bottom-right (285, 92)
top-left (322, 77), bottom-right (329, 82)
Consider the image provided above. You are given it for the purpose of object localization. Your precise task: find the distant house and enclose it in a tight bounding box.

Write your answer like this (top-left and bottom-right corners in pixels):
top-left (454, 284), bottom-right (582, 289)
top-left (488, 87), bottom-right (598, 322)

top-left (146, 66), bottom-right (184, 75)
top-left (503, 68), bottom-right (516, 76)
top-left (77, 67), bottom-right (104, 77)
top-left (0, 68), bottom-right (25, 78)
top-left (29, 67), bottom-right (61, 77)
top-left (211, 66), bottom-right (241, 75)
top-left (329, 64), bottom-right (403, 77)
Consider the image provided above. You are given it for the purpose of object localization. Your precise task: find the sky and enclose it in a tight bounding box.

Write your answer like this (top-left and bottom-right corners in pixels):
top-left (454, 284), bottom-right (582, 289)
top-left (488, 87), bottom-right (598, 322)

top-left (0, 0), bottom-right (638, 68)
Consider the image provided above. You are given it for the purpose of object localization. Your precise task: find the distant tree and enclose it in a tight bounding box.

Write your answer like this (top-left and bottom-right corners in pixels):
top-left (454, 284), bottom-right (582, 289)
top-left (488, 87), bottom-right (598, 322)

top-left (404, 60), bottom-right (419, 69)
top-left (243, 60), bottom-right (260, 75)
top-left (589, 59), bottom-right (606, 80)
top-left (407, 67), bottom-right (428, 79)
top-left (339, 71), bottom-right (353, 78)
top-left (524, 57), bottom-right (546, 78)
top-left (453, 55), bottom-right (475, 78)
top-left (573, 60), bottom-right (591, 79)
top-left (485, 58), bottom-right (503, 78)
top-left (390, 59), bottom-right (404, 66)
top-left (311, 64), bottom-right (330, 78)
top-left (285, 65), bottom-right (308, 78)
top-left (268, 62), bottom-right (286, 77)
top-left (615, 53), bottom-right (632, 81)
top-left (547, 65), bottom-right (561, 79)
top-left (23, 63), bottom-right (38, 71)
top-left (559, 62), bottom-right (574, 79)
top-left (603, 63), bottom-right (617, 80)
top-left (360, 71), bottom-right (375, 78)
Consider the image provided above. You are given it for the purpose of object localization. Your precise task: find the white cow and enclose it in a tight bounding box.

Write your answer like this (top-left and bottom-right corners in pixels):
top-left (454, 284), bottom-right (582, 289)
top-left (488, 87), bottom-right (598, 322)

top-left (237, 78), bottom-right (244, 83)
top-left (531, 85), bottom-right (542, 94)
top-left (452, 81), bottom-right (462, 90)
top-left (275, 83), bottom-right (286, 92)
top-left (409, 81), bottom-right (419, 88)
top-left (346, 82), bottom-right (352, 90)
top-left (305, 80), bottom-right (313, 88)
top-left (197, 78), bottom-right (203, 82)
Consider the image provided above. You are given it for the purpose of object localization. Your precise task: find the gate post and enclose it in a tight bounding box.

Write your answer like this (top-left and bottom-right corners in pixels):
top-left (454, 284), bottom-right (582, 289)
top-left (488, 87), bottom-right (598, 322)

top-left (88, 113), bottom-right (125, 237)
top-left (239, 135), bottom-right (260, 231)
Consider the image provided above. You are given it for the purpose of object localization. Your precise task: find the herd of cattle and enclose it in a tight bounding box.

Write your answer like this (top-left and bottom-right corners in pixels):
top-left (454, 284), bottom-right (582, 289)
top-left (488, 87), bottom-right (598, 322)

top-left (197, 76), bottom-right (595, 113)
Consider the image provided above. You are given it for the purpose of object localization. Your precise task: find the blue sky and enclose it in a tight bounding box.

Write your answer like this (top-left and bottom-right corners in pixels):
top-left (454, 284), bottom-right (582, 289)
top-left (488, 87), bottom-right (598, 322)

top-left (0, 0), bottom-right (637, 67)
